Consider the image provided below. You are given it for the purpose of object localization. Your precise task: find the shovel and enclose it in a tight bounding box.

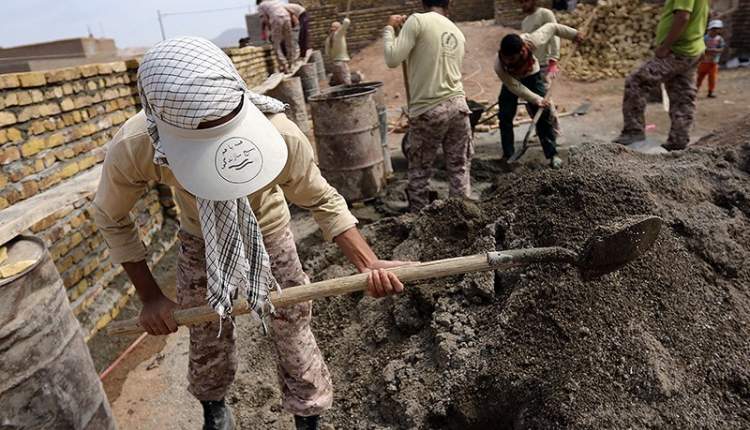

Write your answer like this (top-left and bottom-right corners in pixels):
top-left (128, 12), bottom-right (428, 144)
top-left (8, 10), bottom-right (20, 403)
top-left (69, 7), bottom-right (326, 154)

top-left (107, 216), bottom-right (662, 337)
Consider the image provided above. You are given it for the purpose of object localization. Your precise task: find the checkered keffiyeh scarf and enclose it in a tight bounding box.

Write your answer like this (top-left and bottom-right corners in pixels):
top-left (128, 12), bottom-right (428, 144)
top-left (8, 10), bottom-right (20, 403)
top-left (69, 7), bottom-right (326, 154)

top-left (138, 37), bottom-right (286, 320)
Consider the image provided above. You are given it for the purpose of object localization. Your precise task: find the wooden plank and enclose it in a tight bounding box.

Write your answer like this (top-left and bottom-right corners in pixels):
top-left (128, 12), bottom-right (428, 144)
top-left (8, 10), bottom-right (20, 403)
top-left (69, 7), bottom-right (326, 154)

top-left (0, 166), bottom-right (102, 246)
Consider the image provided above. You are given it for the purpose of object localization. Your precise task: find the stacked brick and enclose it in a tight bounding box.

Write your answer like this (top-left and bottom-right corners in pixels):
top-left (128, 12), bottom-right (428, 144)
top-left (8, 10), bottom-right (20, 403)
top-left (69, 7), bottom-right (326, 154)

top-left (0, 62), bottom-right (139, 209)
top-left (225, 45), bottom-right (279, 87)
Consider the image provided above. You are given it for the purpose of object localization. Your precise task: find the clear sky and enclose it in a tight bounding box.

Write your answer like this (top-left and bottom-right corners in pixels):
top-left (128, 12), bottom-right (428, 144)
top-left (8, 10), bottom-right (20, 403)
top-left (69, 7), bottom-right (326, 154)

top-left (0, 0), bottom-right (288, 49)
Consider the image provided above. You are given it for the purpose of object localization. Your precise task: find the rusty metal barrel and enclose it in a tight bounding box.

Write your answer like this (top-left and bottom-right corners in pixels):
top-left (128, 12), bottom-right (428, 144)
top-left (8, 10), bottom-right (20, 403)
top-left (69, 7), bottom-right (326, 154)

top-left (310, 50), bottom-right (326, 81)
top-left (267, 76), bottom-right (310, 135)
top-left (309, 87), bottom-right (385, 202)
top-left (0, 236), bottom-right (116, 429)
top-left (297, 63), bottom-right (320, 101)
top-left (324, 82), bottom-right (392, 178)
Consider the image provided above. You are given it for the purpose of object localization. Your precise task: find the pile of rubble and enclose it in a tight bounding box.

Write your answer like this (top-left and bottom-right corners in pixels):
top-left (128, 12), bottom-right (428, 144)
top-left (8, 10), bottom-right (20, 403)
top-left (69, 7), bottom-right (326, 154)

top-left (558, 0), bottom-right (662, 81)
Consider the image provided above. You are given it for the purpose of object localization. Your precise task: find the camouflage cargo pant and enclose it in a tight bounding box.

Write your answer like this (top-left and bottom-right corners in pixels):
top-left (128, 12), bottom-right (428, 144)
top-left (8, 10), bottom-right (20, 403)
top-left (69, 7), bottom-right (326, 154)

top-left (329, 61), bottom-right (352, 86)
top-left (177, 226), bottom-right (332, 416)
top-left (405, 96), bottom-right (473, 211)
top-left (622, 53), bottom-right (700, 148)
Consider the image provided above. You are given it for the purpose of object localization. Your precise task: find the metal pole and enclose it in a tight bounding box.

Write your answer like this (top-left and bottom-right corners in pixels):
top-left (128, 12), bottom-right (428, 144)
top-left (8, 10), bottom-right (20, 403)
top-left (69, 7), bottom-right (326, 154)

top-left (157, 9), bottom-right (166, 40)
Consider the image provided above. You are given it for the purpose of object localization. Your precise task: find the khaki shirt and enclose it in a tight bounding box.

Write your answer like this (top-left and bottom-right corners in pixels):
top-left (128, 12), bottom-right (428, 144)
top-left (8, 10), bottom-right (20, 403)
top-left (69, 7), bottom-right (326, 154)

top-left (91, 111), bottom-right (357, 265)
top-left (384, 12), bottom-right (466, 118)
top-left (494, 23), bottom-right (578, 104)
top-left (521, 8), bottom-right (560, 65)
top-left (325, 18), bottom-right (351, 62)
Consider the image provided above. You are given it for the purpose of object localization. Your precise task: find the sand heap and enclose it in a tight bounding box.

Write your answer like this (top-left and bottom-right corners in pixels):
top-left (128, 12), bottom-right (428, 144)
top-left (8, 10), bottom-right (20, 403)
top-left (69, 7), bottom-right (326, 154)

top-left (229, 118), bottom-right (750, 429)
top-left (559, 0), bottom-right (662, 81)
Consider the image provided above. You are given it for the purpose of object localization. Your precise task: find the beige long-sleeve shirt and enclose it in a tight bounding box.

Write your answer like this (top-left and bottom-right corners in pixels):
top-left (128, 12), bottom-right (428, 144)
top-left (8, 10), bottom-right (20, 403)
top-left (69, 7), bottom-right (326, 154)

top-left (283, 3), bottom-right (305, 17)
top-left (494, 23), bottom-right (578, 104)
top-left (91, 111), bottom-right (357, 265)
top-left (521, 8), bottom-right (560, 65)
top-left (257, 0), bottom-right (289, 26)
top-left (383, 12), bottom-right (466, 117)
top-left (325, 18), bottom-right (351, 62)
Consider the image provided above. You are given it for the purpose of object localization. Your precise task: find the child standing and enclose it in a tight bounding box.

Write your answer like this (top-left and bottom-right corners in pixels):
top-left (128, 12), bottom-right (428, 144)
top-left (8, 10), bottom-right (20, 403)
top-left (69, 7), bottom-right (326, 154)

top-left (697, 20), bottom-right (726, 98)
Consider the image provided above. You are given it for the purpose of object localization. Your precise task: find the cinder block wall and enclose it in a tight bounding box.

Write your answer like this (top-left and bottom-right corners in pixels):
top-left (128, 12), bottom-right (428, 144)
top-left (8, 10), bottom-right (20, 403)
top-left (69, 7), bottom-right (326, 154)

top-left (0, 45), bottom-right (279, 338)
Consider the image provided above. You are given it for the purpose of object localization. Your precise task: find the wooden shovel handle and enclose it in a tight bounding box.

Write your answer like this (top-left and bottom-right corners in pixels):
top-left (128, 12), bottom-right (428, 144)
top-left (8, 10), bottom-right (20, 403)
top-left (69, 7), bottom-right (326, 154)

top-left (107, 247), bottom-right (576, 337)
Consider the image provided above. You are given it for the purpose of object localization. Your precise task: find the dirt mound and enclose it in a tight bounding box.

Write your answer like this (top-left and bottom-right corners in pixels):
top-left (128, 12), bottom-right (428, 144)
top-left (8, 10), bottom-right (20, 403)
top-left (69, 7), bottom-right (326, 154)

top-left (227, 118), bottom-right (750, 429)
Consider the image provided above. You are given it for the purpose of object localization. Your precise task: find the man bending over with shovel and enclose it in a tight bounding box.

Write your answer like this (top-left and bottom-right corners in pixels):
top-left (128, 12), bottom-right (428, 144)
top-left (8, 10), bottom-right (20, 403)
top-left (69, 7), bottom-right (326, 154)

top-left (92, 37), bottom-right (406, 430)
top-left (495, 22), bottom-right (584, 169)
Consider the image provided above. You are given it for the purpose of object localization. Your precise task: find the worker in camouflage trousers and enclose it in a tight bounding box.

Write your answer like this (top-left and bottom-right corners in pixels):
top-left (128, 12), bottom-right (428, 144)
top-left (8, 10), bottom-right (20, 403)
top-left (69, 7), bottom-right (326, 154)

top-left (383, 0), bottom-right (473, 211)
top-left (615, 0), bottom-right (709, 151)
top-left (93, 37), bottom-right (407, 430)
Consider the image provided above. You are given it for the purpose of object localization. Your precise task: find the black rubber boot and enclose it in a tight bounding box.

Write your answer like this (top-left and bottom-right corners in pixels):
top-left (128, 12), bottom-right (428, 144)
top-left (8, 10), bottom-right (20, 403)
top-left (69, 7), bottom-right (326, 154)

top-left (294, 415), bottom-right (321, 430)
top-left (201, 400), bottom-right (235, 430)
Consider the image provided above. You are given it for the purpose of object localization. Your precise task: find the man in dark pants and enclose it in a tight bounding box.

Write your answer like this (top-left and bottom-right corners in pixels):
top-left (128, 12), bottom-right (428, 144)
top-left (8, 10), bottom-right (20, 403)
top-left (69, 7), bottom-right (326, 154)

top-left (494, 23), bottom-right (583, 169)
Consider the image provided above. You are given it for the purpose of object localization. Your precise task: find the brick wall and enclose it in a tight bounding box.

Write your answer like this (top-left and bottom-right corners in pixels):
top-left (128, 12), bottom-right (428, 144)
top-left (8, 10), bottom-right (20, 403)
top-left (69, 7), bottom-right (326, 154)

top-left (0, 61), bottom-right (179, 335)
top-left (307, 2), bottom-right (422, 57)
top-left (225, 44), bottom-right (279, 87)
top-left (0, 63), bottom-right (138, 208)
top-left (730, 0), bottom-right (750, 56)
top-left (451, 0), bottom-right (496, 22)
top-left (0, 45), bottom-right (279, 338)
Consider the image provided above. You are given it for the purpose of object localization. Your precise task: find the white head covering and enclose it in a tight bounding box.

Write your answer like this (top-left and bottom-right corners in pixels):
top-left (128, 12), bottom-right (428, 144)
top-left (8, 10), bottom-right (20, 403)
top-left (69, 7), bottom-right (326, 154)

top-left (708, 20), bottom-right (724, 30)
top-left (138, 36), bottom-right (286, 322)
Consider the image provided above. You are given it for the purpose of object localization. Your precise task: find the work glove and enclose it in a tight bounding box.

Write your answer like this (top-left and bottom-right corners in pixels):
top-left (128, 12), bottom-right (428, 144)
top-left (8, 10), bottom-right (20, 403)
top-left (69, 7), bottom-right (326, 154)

top-left (547, 59), bottom-right (560, 80)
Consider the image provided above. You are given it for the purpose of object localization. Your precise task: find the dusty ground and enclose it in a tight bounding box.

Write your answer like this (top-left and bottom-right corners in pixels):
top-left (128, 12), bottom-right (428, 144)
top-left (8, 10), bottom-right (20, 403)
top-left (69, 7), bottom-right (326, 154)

top-left (95, 21), bottom-right (750, 430)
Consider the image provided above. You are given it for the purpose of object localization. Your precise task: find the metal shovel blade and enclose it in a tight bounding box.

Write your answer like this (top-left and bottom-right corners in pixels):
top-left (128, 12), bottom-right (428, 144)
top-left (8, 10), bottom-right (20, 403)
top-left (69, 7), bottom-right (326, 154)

top-left (577, 216), bottom-right (663, 279)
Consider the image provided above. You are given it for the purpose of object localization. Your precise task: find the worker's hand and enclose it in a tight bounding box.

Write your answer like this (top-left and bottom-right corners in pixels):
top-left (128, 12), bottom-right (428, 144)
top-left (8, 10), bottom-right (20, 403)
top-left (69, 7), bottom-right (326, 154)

top-left (140, 293), bottom-right (178, 336)
top-left (363, 260), bottom-right (411, 298)
top-left (291, 13), bottom-right (300, 28)
top-left (655, 44), bottom-right (671, 59)
top-left (573, 32), bottom-right (586, 45)
top-left (387, 14), bottom-right (407, 29)
top-left (535, 98), bottom-right (551, 109)
top-left (546, 60), bottom-right (560, 80)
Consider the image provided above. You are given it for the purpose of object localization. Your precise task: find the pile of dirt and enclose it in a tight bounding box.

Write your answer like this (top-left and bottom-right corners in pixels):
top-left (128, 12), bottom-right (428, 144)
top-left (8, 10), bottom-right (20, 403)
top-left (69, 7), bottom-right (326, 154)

top-left (559, 0), bottom-right (661, 81)
top-left (227, 117), bottom-right (750, 429)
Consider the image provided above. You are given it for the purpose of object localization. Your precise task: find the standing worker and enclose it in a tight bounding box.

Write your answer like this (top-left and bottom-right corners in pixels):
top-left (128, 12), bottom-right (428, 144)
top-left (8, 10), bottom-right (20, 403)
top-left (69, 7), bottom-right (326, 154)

top-left (383, 0), bottom-right (474, 212)
top-left (494, 23), bottom-right (584, 169)
top-left (325, 17), bottom-right (352, 86)
top-left (519, 0), bottom-right (563, 140)
top-left (92, 37), bottom-right (407, 430)
top-left (520, 0), bottom-right (561, 81)
top-left (257, 0), bottom-right (299, 72)
top-left (284, 2), bottom-right (311, 58)
top-left (696, 20), bottom-right (726, 99)
top-left (614, 0), bottom-right (709, 151)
